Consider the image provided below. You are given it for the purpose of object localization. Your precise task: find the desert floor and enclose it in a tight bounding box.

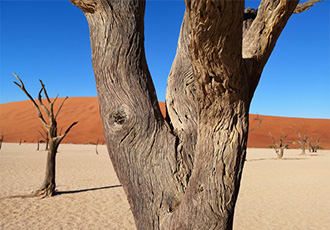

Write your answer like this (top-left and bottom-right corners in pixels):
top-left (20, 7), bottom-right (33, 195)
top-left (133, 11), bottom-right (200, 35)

top-left (0, 143), bottom-right (329, 230)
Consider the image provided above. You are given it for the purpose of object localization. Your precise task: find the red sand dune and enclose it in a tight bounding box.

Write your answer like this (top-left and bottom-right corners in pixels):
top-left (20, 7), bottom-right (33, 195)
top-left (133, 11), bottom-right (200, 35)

top-left (0, 97), bottom-right (329, 149)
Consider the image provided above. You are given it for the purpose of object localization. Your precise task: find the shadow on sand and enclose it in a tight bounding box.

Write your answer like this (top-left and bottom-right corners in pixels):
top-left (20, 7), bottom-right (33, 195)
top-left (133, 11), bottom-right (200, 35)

top-left (54, 185), bottom-right (122, 196)
top-left (247, 157), bottom-right (308, 162)
top-left (1, 185), bottom-right (122, 200)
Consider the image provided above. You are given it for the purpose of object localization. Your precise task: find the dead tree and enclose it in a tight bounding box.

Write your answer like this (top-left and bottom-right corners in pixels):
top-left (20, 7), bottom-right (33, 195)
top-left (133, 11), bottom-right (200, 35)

top-left (306, 136), bottom-right (313, 152)
top-left (296, 131), bottom-right (307, 155)
top-left (269, 133), bottom-right (291, 159)
top-left (310, 136), bottom-right (322, 153)
top-left (38, 128), bottom-right (49, 150)
top-left (36, 139), bottom-right (40, 151)
top-left (95, 138), bottom-right (99, 155)
top-left (14, 73), bottom-right (78, 197)
top-left (0, 134), bottom-right (3, 150)
top-left (249, 114), bottom-right (263, 132)
top-left (71, 0), bottom-right (322, 229)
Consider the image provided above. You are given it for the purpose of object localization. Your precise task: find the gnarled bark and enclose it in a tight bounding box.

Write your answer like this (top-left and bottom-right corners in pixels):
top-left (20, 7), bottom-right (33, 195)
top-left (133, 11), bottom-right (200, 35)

top-left (71, 0), bottom-right (321, 229)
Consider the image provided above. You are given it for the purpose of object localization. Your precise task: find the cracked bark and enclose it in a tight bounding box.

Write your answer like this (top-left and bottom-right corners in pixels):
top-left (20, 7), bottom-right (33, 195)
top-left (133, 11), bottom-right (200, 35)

top-left (71, 0), bottom-right (319, 229)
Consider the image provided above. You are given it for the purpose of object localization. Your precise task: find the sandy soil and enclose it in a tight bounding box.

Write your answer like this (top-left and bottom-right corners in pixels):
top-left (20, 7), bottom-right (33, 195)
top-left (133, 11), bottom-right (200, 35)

top-left (1, 97), bottom-right (329, 149)
top-left (0, 144), bottom-right (329, 230)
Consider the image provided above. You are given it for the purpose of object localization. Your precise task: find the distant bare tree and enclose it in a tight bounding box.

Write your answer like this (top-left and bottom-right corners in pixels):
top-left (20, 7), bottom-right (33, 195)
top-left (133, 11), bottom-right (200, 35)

top-left (269, 133), bottom-right (291, 159)
top-left (95, 138), bottom-right (99, 155)
top-left (38, 128), bottom-right (49, 151)
top-left (296, 131), bottom-right (307, 155)
top-left (0, 134), bottom-right (4, 150)
top-left (311, 136), bottom-right (322, 153)
top-left (14, 73), bottom-right (78, 197)
top-left (36, 139), bottom-right (40, 151)
top-left (249, 114), bottom-right (262, 132)
top-left (306, 136), bottom-right (312, 152)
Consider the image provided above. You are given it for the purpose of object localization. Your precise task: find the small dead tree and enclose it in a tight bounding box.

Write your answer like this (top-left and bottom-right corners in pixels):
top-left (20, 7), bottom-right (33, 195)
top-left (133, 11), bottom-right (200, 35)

top-left (249, 114), bottom-right (262, 132)
top-left (269, 133), bottom-right (291, 159)
top-left (36, 139), bottom-right (40, 151)
top-left (296, 131), bottom-right (307, 155)
top-left (95, 138), bottom-right (99, 155)
top-left (38, 128), bottom-right (49, 151)
top-left (311, 136), bottom-right (322, 153)
top-left (0, 134), bottom-right (4, 150)
top-left (14, 73), bottom-right (78, 197)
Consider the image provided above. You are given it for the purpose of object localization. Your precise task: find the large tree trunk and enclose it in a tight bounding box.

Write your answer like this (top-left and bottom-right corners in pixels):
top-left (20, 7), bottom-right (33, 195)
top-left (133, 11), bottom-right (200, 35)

top-left (71, 0), bottom-right (301, 229)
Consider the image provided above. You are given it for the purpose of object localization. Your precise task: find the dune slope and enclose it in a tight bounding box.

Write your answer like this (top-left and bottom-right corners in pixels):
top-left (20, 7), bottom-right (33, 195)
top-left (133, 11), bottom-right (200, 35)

top-left (0, 97), bottom-right (329, 148)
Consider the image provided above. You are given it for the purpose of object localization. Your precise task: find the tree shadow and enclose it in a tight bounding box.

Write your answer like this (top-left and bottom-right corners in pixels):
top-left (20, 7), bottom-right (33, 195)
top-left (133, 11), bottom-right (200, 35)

top-left (54, 185), bottom-right (122, 196)
top-left (247, 157), bottom-right (307, 162)
top-left (0, 185), bottom-right (122, 200)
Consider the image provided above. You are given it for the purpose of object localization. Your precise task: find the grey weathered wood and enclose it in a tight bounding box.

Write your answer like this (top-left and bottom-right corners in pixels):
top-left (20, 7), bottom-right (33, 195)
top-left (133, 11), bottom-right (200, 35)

top-left (71, 0), bottom-right (321, 229)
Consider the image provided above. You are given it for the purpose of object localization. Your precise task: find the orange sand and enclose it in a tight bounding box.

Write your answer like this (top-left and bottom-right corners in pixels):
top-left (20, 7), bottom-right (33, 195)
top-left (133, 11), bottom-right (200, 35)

top-left (0, 97), bottom-right (329, 148)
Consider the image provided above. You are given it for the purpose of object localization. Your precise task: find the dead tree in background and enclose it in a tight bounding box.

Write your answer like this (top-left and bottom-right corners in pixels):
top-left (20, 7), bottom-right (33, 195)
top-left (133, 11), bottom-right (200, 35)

top-left (71, 0), bottom-right (323, 229)
top-left (249, 114), bottom-right (263, 132)
top-left (296, 131), bottom-right (307, 155)
top-left (0, 134), bottom-right (4, 150)
top-left (311, 136), bottom-right (322, 153)
top-left (38, 128), bottom-right (49, 150)
top-left (269, 133), bottom-right (292, 159)
top-left (14, 73), bottom-right (78, 197)
top-left (95, 138), bottom-right (99, 155)
top-left (36, 139), bottom-right (40, 151)
top-left (306, 136), bottom-right (313, 152)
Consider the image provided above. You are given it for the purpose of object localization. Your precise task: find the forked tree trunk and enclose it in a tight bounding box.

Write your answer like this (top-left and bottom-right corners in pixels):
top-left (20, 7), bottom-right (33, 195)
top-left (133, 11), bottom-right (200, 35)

top-left (70, 0), bottom-right (309, 229)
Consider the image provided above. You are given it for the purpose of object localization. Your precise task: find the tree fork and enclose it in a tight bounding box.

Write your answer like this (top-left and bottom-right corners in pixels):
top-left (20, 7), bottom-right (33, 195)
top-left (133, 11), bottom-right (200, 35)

top-left (71, 0), bottom-right (322, 229)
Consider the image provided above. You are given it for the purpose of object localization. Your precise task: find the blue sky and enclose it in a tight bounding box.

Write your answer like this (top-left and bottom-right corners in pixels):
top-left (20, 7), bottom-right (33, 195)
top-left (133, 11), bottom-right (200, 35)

top-left (0, 0), bottom-right (329, 119)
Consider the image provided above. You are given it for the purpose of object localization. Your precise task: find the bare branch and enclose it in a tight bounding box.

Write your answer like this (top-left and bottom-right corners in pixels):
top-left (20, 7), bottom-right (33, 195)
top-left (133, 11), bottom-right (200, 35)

top-left (269, 132), bottom-right (276, 145)
top-left (55, 97), bottom-right (69, 119)
top-left (38, 88), bottom-right (51, 118)
top-left (13, 73), bottom-right (48, 127)
top-left (243, 0), bottom-right (299, 97)
top-left (56, 121), bottom-right (78, 143)
top-left (38, 130), bottom-right (47, 140)
top-left (53, 94), bottom-right (59, 104)
top-left (294, 0), bottom-right (323, 13)
top-left (39, 80), bottom-right (51, 104)
top-left (249, 114), bottom-right (262, 132)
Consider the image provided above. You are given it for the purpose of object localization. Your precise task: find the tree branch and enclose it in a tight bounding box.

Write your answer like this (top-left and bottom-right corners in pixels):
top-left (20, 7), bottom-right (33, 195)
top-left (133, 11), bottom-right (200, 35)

top-left (13, 73), bottom-right (48, 127)
top-left (39, 80), bottom-right (51, 103)
top-left (38, 130), bottom-right (47, 140)
top-left (294, 0), bottom-right (323, 13)
top-left (38, 87), bottom-right (51, 118)
top-left (56, 121), bottom-right (78, 143)
top-left (243, 0), bottom-right (299, 98)
top-left (55, 97), bottom-right (68, 119)
top-left (249, 114), bottom-right (262, 132)
top-left (186, 0), bottom-right (244, 99)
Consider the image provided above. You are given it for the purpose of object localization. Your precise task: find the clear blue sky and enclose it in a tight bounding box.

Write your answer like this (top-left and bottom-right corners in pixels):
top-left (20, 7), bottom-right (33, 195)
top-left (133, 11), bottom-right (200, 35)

top-left (1, 0), bottom-right (329, 119)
